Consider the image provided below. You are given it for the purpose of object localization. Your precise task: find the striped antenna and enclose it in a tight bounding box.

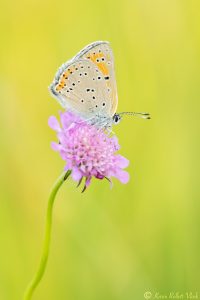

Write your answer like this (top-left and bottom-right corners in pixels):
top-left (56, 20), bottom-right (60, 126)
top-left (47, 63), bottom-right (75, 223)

top-left (118, 112), bottom-right (151, 119)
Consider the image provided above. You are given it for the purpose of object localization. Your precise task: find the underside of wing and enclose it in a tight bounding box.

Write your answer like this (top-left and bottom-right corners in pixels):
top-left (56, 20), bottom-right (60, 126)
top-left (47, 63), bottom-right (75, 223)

top-left (78, 41), bottom-right (118, 115)
top-left (49, 41), bottom-right (118, 118)
top-left (49, 58), bottom-right (111, 120)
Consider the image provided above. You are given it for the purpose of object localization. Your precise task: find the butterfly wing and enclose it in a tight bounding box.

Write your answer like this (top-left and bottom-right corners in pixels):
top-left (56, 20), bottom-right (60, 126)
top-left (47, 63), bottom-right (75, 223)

top-left (79, 41), bottom-right (118, 116)
top-left (49, 41), bottom-right (118, 119)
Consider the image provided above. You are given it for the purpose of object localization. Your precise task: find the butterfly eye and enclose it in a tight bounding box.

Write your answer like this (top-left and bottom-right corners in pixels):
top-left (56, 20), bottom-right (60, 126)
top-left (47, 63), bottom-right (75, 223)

top-left (113, 114), bottom-right (121, 124)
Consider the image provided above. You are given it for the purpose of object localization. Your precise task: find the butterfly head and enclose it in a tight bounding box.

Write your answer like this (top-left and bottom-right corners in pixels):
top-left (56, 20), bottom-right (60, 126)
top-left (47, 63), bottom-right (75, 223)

top-left (112, 113), bottom-right (122, 125)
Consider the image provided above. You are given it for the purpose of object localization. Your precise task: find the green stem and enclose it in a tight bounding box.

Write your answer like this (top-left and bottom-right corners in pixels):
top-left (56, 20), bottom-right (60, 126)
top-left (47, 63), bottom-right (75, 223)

top-left (23, 170), bottom-right (71, 300)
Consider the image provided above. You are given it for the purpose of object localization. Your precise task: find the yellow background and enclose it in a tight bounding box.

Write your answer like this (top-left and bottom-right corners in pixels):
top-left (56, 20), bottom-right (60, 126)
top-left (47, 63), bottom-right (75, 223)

top-left (0, 0), bottom-right (200, 299)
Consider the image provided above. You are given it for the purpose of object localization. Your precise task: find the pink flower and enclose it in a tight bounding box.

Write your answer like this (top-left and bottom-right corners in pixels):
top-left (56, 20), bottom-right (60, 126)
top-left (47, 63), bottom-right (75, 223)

top-left (48, 111), bottom-right (129, 191)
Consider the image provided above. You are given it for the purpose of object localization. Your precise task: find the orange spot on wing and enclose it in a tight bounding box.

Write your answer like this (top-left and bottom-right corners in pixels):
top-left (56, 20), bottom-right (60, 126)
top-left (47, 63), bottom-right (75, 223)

top-left (56, 81), bottom-right (65, 91)
top-left (97, 62), bottom-right (109, 75)
top-left (56, 84), bottom-right (62, 91)
top-left (88, 53), bottom-right (109, 75)
top-left (56, 68), bottom-right (73, 91)
top-left (63, 72), bottom-right (68, 79)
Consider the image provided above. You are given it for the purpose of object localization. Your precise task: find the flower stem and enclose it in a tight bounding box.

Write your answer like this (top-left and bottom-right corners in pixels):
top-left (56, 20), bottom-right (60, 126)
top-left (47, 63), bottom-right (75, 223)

top-left (23, 170), bottom-right (71, 300)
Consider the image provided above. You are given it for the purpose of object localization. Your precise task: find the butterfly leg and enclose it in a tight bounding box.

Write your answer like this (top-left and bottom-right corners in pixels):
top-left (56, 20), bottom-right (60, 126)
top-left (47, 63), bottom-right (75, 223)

top-left (106, 127), bottom-right (115, 136)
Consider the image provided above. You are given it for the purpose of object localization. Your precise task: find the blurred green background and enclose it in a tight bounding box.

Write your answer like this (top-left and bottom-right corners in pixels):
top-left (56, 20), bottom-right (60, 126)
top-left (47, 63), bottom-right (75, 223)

top-left (0, 0), bottom-right (200, 299)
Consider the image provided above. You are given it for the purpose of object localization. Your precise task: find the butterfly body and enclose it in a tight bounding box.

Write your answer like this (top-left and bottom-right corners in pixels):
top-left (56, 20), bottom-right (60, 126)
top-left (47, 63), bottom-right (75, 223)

top-left (49, 41), bottom-right (150, 128)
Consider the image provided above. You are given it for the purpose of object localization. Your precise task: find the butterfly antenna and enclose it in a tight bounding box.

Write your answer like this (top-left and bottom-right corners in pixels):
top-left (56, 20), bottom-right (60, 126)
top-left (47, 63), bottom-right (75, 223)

top-left (118, 112), bottom-right (151, 119)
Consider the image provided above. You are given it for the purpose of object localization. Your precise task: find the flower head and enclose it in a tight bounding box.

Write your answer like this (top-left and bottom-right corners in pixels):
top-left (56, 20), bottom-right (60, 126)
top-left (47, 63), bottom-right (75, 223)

top-left (48, 111), bottom-right (129, 190)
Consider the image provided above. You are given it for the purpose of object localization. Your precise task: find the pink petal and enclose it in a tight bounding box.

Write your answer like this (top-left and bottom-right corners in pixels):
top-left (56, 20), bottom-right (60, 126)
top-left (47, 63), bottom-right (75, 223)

top-left (113, 169), bottom-right (130, 184)
top-left (115, 155), bottom-right (129, 168)
top-left (51, 142), bottom-right (61, 151)
top-left (57, 132), bottom-right (68, 146)
top-left (64, 163), bottom-right (70, 172)
top-left (71, 167), bottom-right (83, 181)
top-left (67, 123), bottom-right (77, 132)
top-left (60, 112), bottom-right (71, 129)
top-left (85, 176), bottom-right (92, 187)
top-left (111, 136), bottom-right (120, 150)
top-left (60, 111), bottom-right (82, 130)
top-left (60, 150), bottom-right (69, 160)
top-left (64, 161), bottom-right (73, 170)
top-left (48, 116), bottom-right (60, 131)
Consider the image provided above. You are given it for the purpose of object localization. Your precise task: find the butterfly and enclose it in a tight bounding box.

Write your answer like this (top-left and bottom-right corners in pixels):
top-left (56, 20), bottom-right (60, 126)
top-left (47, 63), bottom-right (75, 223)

top-left (49, 41), bottom-right (150, 129)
